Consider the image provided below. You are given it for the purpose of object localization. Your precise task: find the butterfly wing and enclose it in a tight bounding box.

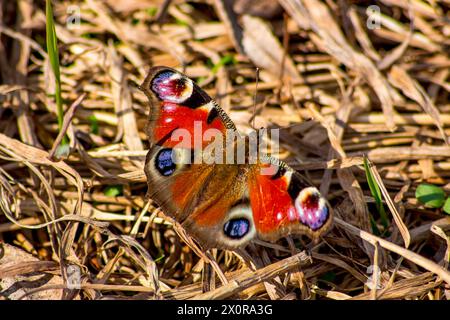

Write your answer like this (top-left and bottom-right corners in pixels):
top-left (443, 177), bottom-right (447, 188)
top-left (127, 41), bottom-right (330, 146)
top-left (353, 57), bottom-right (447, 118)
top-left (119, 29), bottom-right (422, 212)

top-left (248, 162), bottom-right (332, 242)
top-left (141, 66), bottom-right (332, 249)
top-left (141, 66), bottom-right (236, 148)
top-left (141, 67), bottom-right (254, 248)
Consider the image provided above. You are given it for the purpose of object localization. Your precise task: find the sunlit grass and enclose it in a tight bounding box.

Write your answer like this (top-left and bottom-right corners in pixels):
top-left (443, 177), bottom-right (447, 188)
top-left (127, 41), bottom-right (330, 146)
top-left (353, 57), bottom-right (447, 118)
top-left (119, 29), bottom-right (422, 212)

top-left (46, 0), bottom-right (69, 155)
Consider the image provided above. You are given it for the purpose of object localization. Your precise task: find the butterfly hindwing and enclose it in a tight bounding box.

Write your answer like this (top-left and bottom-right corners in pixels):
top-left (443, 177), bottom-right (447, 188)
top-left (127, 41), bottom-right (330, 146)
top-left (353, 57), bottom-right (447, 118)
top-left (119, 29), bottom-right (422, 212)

top-left (181, 165), bottom-right (256, 248)
top-left (248, 162), bottom-right (331, 242)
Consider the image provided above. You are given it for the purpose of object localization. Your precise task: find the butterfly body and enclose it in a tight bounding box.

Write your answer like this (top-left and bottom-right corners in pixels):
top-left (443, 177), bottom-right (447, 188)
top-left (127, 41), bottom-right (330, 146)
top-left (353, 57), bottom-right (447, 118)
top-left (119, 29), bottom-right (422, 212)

top-left (140, 67), bottom-right (332, 249)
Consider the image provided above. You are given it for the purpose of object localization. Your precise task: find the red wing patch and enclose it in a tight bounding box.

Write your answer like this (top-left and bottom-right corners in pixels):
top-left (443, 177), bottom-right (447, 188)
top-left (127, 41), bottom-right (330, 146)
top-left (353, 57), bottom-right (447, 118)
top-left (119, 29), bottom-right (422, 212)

top-left (248, 164), bottom-right (331, 241)
top-left (153, 102), bottom-right (227, 149)
top-left (249, 170), bottom-right (294, 234)
top-left (141, 67), bottom-right (235, 149)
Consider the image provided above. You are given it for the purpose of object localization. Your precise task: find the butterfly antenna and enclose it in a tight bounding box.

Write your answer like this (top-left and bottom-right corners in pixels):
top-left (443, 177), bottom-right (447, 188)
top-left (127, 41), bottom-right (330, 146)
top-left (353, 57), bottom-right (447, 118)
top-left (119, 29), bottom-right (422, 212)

top-left (251, 67), bottom-right (260, 129)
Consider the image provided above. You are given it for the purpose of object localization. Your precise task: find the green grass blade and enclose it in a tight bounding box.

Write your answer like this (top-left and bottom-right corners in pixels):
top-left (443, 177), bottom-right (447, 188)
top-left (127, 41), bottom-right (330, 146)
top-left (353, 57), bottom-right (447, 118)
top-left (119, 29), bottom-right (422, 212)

top-left (363, 156), bottom-right (389, 230)
top-left (46, 0), bottom-right (68, 148)
top-left (46, 0), bottom-right (60, 80)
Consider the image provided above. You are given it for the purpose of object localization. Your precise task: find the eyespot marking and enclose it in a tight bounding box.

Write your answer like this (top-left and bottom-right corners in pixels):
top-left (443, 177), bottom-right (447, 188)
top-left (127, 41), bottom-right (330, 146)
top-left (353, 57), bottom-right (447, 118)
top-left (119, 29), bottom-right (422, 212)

top-left (294, 187), bottom-right (328, 230)
top-left (223, 218), bottom-right (250, 239)
top-left (151, 71), bottom-right (193, 103)
top-left (155, 148), bottom-right (176, 176)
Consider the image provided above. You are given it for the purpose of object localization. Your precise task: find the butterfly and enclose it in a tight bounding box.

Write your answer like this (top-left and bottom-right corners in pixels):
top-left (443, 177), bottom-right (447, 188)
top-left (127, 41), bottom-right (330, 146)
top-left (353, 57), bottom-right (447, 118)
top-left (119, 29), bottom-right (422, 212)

top-left (139, 66), bottom-right (332, 249)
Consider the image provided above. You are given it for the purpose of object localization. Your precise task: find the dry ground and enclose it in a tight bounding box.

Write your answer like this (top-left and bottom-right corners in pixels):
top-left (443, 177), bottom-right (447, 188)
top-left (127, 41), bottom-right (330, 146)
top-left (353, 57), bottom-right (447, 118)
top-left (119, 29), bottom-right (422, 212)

top-left (0, 0), bottom-right (450, 300)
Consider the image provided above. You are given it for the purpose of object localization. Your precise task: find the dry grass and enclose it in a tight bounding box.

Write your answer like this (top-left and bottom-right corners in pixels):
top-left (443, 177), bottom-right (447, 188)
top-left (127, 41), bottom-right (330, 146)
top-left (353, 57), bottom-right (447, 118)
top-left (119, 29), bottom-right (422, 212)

top-left (0, 0), bottom-right (450, 300)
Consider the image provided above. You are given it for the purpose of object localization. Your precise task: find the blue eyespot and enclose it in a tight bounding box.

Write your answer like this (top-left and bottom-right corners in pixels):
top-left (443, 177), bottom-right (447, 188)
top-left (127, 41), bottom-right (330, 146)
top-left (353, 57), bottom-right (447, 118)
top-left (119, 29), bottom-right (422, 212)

top-left (223, 218), bottom-right (250, 239)
top-left (155, 148), bottom-right (176, 176)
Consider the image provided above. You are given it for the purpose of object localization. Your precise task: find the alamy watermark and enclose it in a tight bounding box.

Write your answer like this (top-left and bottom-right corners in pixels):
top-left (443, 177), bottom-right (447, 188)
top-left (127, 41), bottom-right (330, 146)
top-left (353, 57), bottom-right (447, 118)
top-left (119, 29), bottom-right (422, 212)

top-left (164, 122), bottom-right (284, 175)
top-left (66, 264), bottom-right (81, 289)
top-left (66, 5), bottom-right (81, 29)
top-left (366, 5), bottom-right (381, 30)
top-left (365, 264), bottom-right (382, 290)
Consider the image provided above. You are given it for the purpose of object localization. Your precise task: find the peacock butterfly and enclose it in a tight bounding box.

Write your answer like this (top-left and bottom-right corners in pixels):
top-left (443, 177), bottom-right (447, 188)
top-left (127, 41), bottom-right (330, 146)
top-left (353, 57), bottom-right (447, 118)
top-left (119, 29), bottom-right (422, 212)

top-left (139, 66), bottom-right (332, 249)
